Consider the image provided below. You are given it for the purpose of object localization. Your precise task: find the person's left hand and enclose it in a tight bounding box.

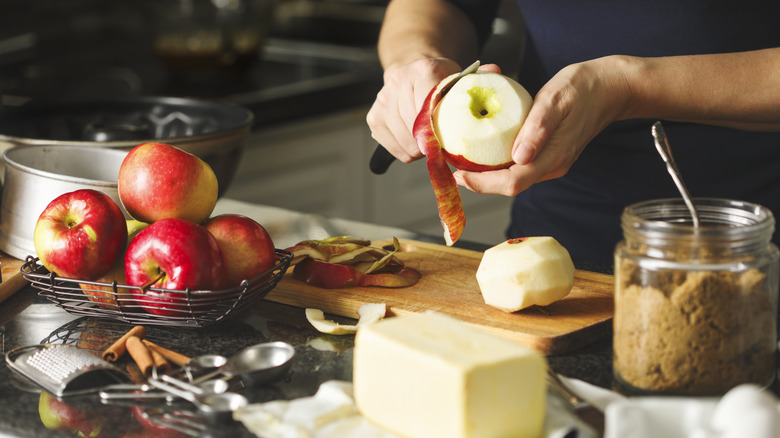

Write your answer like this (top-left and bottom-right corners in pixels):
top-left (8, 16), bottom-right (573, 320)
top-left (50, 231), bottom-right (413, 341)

top-left (452, 55), bottom-right (632, 196)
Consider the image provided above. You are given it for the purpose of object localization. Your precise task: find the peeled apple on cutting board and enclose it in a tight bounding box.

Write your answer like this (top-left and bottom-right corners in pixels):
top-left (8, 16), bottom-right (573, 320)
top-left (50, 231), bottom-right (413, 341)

top-left (477, 237), bottom-right (575, 312)
top-left (413, 61), bottom-right (533, 245)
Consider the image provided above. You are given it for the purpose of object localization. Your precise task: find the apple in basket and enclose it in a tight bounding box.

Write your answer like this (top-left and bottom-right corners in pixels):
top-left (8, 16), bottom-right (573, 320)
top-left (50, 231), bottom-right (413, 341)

top-left (78, 220), bottom-right (149, 311)
top-left (203, 214), bottom-right (277, 287)
top-left (125, 218), bottom-right (226, 316)
top-left (118, 142), bottom-right (218, 224)
top-left (34, 189), bottom-right (127, 280)
top-left (413, 63), bottom-right (532, 245)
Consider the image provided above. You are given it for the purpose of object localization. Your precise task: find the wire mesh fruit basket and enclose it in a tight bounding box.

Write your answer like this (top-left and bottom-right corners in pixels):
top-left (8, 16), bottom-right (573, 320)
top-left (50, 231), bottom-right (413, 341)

top-left (21, 249), bottom-right (292, 328)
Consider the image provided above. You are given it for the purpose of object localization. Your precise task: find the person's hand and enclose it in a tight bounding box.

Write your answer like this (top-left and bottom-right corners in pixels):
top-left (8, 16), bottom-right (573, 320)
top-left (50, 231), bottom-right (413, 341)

top-left (366, 58), bottom-right (462, 163)
top-left (453, 56), bottom-right (631, 196)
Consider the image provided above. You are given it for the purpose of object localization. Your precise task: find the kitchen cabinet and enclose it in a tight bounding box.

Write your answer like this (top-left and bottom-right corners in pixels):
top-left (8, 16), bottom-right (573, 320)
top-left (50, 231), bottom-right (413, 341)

top-left (225, 108), bottom-right (514, 245)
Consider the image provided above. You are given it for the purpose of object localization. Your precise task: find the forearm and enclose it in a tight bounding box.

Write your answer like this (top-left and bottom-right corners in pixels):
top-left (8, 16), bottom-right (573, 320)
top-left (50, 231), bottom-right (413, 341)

top-left (618, 47), bottom-right (780, 131)
top-left (378, 0), bottom-right (481, 70)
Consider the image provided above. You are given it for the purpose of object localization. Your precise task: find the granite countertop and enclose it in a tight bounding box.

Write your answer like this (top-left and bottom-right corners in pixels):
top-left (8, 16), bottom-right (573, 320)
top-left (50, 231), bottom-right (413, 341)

top-left (0, 199), bottom-right (615, 437)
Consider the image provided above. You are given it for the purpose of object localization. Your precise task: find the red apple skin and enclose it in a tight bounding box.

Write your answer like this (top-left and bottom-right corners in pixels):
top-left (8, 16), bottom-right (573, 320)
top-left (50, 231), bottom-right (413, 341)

top-left (130, 406), bottom-right (187, 438)
top-left (34, 189), bottom-right (128, 280)
top-left (412, 73), bottom-right (467, 246)
top-left (39, 391), bottom-right (116, 437)
top-left (441, 149), bottom-right (513, 172)
top-left (118, 142), bottom-right (218, 224)
top-left (203, 214), bottom-right (276, 287)
top-left (80, 220), bottom-right (148, 310)
top-left (293, 258), bottom-right (421, 288)
top-left (79, 255), bottom-right (126, 310)
top-left (125, 218), bottom-right (227, 316)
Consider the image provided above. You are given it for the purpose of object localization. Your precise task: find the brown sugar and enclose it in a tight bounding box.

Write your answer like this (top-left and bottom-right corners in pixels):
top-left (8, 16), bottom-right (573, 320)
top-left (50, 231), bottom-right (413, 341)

top-left (614, 259), bottom-right (776, 395)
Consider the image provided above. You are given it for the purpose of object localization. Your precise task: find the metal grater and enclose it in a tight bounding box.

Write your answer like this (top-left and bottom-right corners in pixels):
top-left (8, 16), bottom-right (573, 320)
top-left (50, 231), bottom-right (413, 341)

top-left (5, 344), bottom-right (130, 397)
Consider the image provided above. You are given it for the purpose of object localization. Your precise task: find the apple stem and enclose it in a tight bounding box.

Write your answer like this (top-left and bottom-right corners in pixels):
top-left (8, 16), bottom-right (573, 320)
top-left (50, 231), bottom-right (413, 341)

top-left (140, 270), bottom-right (166, 291)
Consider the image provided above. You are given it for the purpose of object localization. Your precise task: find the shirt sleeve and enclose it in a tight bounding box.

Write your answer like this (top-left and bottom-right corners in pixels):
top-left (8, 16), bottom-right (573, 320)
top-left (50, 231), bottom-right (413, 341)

top-left (445, 0), bottom-right (502, 48)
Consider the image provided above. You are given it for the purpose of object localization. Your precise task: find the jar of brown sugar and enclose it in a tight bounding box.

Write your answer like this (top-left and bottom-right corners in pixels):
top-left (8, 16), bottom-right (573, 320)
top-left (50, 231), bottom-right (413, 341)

top-left (613, 198), bottom-right (779, 395)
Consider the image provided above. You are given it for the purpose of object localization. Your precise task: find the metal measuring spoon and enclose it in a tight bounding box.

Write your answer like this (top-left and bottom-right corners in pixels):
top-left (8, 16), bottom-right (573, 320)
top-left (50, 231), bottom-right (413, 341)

top-left (182, 354), bottom-right (229, 382)
top-left (652, 121), bottom-right (700, 228)
top-left (98, 383), bottom-right (175, 403)
top-left (148, 374), bottom-right (248, 422)
top-left (191, 341), bottom-right (295, 386)
top-left (187, 354), bottom-right (228, 370)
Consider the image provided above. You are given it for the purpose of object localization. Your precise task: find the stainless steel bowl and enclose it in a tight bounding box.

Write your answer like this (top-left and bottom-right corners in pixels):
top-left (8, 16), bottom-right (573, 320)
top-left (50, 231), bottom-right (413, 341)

top-left (0, 145), bottom-right (129, 259)
top-left (0, 96), bottom-right (254, 196)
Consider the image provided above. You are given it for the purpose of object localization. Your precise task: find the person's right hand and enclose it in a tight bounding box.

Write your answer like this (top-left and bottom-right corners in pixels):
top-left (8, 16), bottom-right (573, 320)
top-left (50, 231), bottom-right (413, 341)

top-left (366, 57), bottom-right (462, 163)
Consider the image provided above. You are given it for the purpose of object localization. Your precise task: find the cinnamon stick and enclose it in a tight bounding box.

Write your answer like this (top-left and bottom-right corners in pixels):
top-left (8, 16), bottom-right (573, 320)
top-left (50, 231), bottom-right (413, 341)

top-left (101, 325), bottom-right (146, 362)
top-left (149, 348), bottom-right (171, 375)
top-left (125, 362), bottom-right (146, 384)
top-left (142, 340), bottom-right (191, 367)
top-left (126, 336), bottom-right (155, 377)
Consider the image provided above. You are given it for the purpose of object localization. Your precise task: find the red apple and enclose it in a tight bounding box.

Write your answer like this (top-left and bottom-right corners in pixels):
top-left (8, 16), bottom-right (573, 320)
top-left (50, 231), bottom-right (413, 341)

top-left (412, 62), bottom-right (532, 246)
top-left (79, 255), bottom-right (127, 311)
top-left (125, 218), bottom-right (226, 316)
top-left (39, 391), bottom-right (119, 438)
top-left (80, 220), bottom-right (149, 310)
top-left (34, 189), bottom-right (127, 280)
top-left (203, 214), bottom-right (276, 287)
top-left (130, 406), bottom-right (187, 438)
top-left (117, 142), bottom-right (218, 224)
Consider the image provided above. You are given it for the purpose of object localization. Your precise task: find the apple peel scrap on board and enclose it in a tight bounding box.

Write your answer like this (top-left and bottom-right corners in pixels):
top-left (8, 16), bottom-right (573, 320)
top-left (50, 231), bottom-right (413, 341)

top-left (412, 60), bottom-right (533, 245)
top-left (285, 236), bottom-right (421, 289)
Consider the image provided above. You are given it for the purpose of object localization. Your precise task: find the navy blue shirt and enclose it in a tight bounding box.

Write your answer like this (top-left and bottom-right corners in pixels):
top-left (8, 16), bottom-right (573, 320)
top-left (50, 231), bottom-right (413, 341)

top-left (448, 0), bottom-right (780, 263)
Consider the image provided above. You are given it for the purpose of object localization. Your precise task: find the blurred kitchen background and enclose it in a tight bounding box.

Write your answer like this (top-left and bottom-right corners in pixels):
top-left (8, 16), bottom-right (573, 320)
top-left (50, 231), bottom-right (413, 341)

top-left (0, 0), bottom-right (526, 246)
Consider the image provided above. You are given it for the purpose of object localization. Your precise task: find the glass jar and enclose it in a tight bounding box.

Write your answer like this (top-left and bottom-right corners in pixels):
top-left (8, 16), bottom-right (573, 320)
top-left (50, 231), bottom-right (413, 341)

top-left (613, 198), bottom-right (779, 396)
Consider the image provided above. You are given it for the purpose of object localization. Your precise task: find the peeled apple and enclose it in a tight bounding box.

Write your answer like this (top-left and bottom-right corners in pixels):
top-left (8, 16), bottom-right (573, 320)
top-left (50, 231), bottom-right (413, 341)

top-left (434, 71), bottom-right (533, 171)
top-left (413, 61), bottom-right (533, 246)
top-left (476, 237), bottom-right (574, 312)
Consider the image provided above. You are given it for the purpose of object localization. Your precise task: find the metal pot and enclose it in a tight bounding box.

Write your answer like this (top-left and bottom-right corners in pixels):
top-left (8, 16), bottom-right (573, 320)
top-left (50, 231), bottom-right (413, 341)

top-left (0, 145), bottom-right (130, 260)
top-left (0, 96), bottom-right (254, 196)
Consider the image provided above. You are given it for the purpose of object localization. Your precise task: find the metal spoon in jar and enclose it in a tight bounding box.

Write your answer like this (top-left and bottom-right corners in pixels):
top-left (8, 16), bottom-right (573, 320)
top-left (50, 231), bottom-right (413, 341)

top-left (652, 121), bottom-right (700, 228)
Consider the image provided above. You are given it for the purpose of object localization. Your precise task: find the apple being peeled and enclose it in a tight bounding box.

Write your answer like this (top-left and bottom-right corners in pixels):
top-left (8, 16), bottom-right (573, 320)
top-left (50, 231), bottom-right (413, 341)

top-left (125, 218), bottom-right (226, 316)
top-left (34, 189), bottom-right (127, 280)
top-left (118, 142), bottom-right (218, 224)
top-left (434, 71), bottom-right (532, 171)
top-left (203, 214), bottom-right (276, 287)
top-left (413, 62), bottom-right (532, 245)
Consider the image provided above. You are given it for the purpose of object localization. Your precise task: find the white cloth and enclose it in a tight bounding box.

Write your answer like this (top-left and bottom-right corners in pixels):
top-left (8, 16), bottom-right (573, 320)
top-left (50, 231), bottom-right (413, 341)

top-left (233, 379), bottom-right (780, 438)
top-left (233, 379), bottom-right (601, 438)
top-left (562, 377), bottom-right (780, 438)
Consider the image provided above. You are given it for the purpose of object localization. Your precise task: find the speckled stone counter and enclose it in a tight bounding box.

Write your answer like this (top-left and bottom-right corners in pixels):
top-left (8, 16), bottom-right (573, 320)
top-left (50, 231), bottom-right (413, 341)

top-left (0, 291), bottom-right (618, 438)
top-left (4, 198), bottom-right (759, 437)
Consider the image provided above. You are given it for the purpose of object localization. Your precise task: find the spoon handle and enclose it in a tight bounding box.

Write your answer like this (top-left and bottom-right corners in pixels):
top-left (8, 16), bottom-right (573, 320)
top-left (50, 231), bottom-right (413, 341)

top-left (652, 122), bottom-right (700, 228)
top-left (148, 377), bottom-right (199, 403)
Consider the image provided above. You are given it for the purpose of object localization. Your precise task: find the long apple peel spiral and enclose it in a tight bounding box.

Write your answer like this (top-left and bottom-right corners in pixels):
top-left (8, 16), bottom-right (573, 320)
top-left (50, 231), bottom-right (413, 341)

top-left (412, 71), bottom-right (468, 246)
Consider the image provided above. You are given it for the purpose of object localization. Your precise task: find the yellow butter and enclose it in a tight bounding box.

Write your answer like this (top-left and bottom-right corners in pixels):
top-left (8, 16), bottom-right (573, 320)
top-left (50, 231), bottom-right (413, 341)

top-left (354, 312), bottom-right (546, 438)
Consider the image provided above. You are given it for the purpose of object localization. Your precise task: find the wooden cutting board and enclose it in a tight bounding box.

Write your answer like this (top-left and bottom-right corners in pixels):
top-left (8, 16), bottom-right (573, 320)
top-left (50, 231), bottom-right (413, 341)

top-left (266, 238), bottom-right (614, 355)
top-left (0, 253), bottom-right (28, 305)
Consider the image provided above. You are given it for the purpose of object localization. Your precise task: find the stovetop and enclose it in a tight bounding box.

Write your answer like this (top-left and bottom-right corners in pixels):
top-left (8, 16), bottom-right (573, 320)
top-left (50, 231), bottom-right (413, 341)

top-left (0, 0), bottom-right (385, 128)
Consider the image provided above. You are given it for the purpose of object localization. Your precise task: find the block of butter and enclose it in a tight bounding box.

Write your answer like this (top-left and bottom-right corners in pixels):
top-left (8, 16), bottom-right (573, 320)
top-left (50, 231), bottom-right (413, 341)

top-left (354, 312), bottom-right (547, 438)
